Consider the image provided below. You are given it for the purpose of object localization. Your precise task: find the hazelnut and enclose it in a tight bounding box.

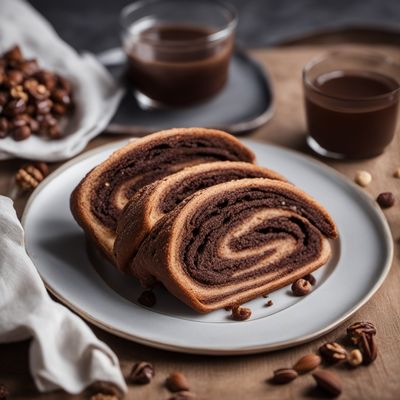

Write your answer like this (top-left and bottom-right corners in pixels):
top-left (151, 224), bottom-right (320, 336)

top-left (291, 278), bottom-right (312, 296)
top-left (376, 192), bottom-right (395, 209)
top-left (348, 349), bottom-right (363, 367)
top-left (354, 170), bottom-right (372, 187)
top-left (12, 125), bottom-right (31, 141)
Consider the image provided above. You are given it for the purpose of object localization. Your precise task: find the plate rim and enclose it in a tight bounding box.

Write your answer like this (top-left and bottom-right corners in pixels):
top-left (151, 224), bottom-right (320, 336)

top-left (21, 139), bottom-right (394, 355)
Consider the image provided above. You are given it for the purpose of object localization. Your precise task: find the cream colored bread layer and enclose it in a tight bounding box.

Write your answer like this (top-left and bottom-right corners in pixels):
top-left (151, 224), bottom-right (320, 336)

top-left (114, 161), bottom-right (286, 272)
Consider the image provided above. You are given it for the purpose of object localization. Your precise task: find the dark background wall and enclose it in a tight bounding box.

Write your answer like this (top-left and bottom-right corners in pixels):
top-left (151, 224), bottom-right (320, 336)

top-left (28, 0), bottom-right (400, 53)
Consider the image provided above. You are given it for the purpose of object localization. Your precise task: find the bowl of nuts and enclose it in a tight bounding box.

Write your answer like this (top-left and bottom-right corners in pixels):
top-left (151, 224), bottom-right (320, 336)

top-left (0, 37), bottom-right (123, 162)
top-left (0, 46), bottom-right (74, 142)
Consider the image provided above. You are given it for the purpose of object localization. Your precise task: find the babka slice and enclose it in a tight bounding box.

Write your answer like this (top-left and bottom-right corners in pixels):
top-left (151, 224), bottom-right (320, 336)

top-left (70, 128), bottom-right (255, 261)
top-left (114, 161), bottom-right (286, 272)
top-left (132, 178), bottom-right (338, 313)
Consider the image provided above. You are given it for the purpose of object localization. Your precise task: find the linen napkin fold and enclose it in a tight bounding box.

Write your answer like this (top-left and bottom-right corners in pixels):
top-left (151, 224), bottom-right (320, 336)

top-left (0, 196), bottom-right (127, 394)
top-left (0, 0), bottom-right (124, 161)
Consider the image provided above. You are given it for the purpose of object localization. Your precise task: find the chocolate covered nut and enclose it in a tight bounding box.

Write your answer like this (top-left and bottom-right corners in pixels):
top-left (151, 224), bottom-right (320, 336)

top-left (376, 192), bottom-right (395, 208)
top-left (47, 125), bottom-right (62, 139)
top-left (11, 114), bottom-right (30, 128)
top-left (291, 278), bottom-right (312, 296)
top-left (36, 113), bottom-right (61, 138)
top-left (6, 69), bottom-right (24, 86)
top-left (52, 102), bottom-right (67, 115)
top-left (35, 99), bottom-right (53, 114)
top-left (52, 88), bottom-right (71, 105)
top-left (4, 46), bottom-right (23, 62)
top-left (128, 361), bottom-right (155, 384)
top-left (28, 117), bottom-right (39, 133)
top-left (293, 354), bottom-right (321, 374)
top-left (272, 368), bottom-right (298, 384)
top-left (302, 273), bottom-right (316, 286)
top-left (137, 290), bottom-right (156, 307)
top-left (12, 125), bottom-right (31, 141)
top-left (57, 75), bottom-right (72, 92)
top-left (394, 168), bottom-right (400, 178)
top-left (0, 117), bottom-right (9, 138)
top-left (166, 372), bottom-right (190, 392)
top-left (20, 59), bottom-right (40, 76)
top-left (231, 305), bottom-right (252, 321)
top-left (312, 370), bottom-right (342, 397)
top-left (319, 342), bottom-right (347, 363)
top-left (4, 98), bottom-right (26, 116)
top-left (0, 91), bottom-right (8, 106)
top-left (35, 70), bottom-right (57, 90)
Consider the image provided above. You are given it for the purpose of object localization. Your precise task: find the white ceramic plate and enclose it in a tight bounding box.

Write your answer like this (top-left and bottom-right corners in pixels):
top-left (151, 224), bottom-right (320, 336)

top-left (22, 139), bottom-right (393, 355)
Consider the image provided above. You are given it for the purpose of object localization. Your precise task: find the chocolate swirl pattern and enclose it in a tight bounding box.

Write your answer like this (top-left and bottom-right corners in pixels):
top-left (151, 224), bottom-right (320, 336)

top-left (133, 178), bottom-right (338, 313)
top-left (115, 161), bottom-right (286, 272)
top-left (70, 128), bottom-right (255, 261)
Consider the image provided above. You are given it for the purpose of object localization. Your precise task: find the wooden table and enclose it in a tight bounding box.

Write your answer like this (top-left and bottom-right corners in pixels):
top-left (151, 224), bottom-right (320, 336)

top-left (1, 42), bottom-right (399, 400)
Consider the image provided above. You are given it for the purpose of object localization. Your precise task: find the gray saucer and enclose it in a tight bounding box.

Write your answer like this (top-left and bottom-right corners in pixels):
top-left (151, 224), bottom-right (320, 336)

top-left (98, 48), bottom-right (273, 135)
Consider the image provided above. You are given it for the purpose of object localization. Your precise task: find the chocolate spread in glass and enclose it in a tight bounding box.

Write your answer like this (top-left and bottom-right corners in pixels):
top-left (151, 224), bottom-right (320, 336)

top-left (305, 70), bottom-right (399, 158)
top-left (126, 23), bottom-right (234, 106)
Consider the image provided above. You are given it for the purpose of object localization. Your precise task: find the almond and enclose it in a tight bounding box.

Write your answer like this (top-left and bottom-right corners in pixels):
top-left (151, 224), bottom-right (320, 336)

top-left (293, 354), bottom-right (321, 374)
top-left (312, 370), bottom-right (342, 397)
top-left (271, 368), bottom-right (298, 384)
top-left (166, 372), bottom-right (190, 392)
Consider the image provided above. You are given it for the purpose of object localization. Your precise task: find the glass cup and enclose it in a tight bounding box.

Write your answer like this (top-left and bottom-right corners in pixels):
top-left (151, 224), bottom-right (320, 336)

top-left (120, 0), bottom-right (237, 108)
top-left (303, 50), bottom-right (400, 159)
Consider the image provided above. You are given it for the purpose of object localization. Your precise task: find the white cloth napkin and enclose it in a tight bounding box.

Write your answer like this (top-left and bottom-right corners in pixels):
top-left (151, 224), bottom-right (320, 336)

top-left (0, 196), bottom-right (127, 394)
top-left (0, 0), bottom-right (124, 161)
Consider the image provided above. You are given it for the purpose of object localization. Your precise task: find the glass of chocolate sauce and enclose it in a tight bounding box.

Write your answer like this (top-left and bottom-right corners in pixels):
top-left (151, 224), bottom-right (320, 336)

top-left (303, 50), bottom-right (400, 159)
top-left (120, 0), bottom-right (237, 108)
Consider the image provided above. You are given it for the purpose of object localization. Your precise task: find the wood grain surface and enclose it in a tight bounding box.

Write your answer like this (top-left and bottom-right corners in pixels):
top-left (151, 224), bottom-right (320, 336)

top-left (0, 43), bottom-right (399, 400)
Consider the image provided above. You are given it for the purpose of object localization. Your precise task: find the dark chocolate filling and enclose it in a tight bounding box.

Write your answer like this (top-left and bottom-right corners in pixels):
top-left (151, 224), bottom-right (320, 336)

top-left (180, 186), bottom-right (333, 292)
top-left (160, 167), bottom-right (272, 214)
top-left (91, 137), bottom-right (252, 230)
